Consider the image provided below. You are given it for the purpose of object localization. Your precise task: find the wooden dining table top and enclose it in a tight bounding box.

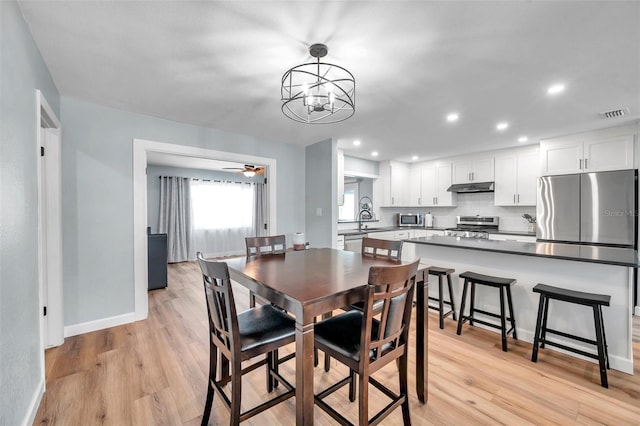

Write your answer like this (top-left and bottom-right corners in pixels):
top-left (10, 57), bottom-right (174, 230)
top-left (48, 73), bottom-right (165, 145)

top-left (226, 247), bottom-right (403, 307)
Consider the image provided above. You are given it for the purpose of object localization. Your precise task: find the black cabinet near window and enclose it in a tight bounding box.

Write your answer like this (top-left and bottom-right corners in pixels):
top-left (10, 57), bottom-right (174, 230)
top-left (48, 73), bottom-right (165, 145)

top-left (147, 233), bottom-right (168, 290)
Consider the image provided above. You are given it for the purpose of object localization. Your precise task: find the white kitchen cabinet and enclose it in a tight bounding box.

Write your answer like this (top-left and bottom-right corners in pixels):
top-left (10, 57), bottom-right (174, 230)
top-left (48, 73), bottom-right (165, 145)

top-left (540, 128), bottom-right (635, 176)
top-left (371, 231), bottom-right (397, 241)
top-left (425, 229), bottom-right (445, 236)
top-left (394, 230), bottom-right (411, 240)
top-left (337, 149), bottom-right (345, 206)
top-left (413, 230), bottom-right (427, 238)
top-left (337, 234), bottom-right (345, 250)
top-left (494, 149), bottom-right (538, 206)
top-left (411, 162), bottom-right (456, 207)
top-left (379, 161), bottom-right (409, 206)
top-left (452, 157), bottom-right (494, 184)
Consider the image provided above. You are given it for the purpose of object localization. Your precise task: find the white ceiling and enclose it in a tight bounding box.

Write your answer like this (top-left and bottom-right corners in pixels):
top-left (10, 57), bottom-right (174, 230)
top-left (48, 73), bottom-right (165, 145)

top-left (19, 1), bottom-right (640, 162)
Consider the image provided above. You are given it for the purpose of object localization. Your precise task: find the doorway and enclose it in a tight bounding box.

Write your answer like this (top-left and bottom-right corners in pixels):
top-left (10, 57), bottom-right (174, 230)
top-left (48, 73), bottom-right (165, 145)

top-left (37, 90), bottom-right (63, 355)
top-left (132, 139), bottom-right (277, 320)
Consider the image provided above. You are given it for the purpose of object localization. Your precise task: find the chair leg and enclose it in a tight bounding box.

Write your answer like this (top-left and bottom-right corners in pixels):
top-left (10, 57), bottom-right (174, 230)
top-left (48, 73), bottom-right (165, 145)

top-left (349, 369), bottom-right (356, 402)
top-left (314, 347), bottom-right (319, 367)
top-left (540, 296), bottom-right (550, 349)
top-left (273, 349), bottom-right (279, 389)
top-left (324, 352), bottom-right (331, 372)
top-left (358, 371), bottom-right (369, 426)
top-left (597, 306), bottom-right (610, 369)
top-left (531, 295), bottom-right (545, 362)
top-left (249, 291), bottom-right (256, 308)
top-left (593, 305), bottom-right (609, 388)
top-left (506, 285), bottom-right (517, 340)
top-left (230, 360), bottom-right (243, 425)
top-left (456, 279), bottom-right (469, 335)
top-left (469, 282), bottom-right (476, 326)
top-left (266, 351), bottom-right (275, 392)
top-left (398, 353), bottom-right (410, 425)
top-left (201, 345), bottom-right (217, 426)
top-left (447, 273), bottom-right (457, 321)
top-left (438, 275), bottom-right (445, 329)
top-left (499, 286), bottom-right (508, 352)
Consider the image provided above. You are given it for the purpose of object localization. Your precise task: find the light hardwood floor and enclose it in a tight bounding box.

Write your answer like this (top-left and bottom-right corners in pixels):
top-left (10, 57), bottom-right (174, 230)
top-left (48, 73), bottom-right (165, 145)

top-left (35, 261), bottom-right (640, 425)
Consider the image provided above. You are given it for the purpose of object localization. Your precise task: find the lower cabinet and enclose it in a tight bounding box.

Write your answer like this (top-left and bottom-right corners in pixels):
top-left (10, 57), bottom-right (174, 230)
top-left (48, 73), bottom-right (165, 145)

top-left (488, 233), bottom-right (536, 243)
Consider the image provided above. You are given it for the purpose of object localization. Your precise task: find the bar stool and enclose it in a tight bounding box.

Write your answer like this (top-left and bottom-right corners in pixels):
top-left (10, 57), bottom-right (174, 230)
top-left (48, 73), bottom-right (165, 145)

top-left (426, 266), bottom-right (456, 329)
top-left (456, 271), bottom-right (517, 352)
top-left (531, 283), bottom-right (611, 388)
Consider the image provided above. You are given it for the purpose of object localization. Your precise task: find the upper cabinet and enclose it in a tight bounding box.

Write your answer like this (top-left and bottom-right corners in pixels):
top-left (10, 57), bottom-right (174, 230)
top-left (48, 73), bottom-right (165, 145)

top-left (494, 148), bottom-right (538, 206)
top-left (379, 161), bottom-right (409, 206)
top-left (540, 126), bottom-right (636, 176)
top-left (452, 157), bottom-right (494, 184)
top-left (411, 162), bottom-right (456, 207)
top-left (337, 149), bottom-right (345, 206)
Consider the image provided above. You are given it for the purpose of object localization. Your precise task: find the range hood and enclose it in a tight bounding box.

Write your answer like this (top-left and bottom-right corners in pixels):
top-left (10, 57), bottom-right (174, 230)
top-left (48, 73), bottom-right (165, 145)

top-left (447, 181), bottom-right (494, 193)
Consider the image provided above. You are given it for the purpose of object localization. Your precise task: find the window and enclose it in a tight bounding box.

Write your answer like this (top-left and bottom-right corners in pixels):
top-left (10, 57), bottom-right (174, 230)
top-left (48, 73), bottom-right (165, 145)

top-left (338, 182), bottom-right (359, 221)
top-left (191, 180), bottom-right (254, 230)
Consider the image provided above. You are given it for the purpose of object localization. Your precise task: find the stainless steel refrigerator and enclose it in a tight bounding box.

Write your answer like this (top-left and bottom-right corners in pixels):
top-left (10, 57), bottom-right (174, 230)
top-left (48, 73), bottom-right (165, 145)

top-left (537, 170), bottom-right (637, 247)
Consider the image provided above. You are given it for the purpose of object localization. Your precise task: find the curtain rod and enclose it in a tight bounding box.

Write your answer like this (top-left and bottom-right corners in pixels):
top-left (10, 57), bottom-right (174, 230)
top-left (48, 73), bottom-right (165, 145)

top-left (159, 176), bottom-right (255, 185)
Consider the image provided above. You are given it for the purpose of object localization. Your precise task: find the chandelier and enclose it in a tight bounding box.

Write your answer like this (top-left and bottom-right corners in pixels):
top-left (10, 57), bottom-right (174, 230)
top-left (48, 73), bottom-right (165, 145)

top-left (281, 43), bottom-right (355, 124)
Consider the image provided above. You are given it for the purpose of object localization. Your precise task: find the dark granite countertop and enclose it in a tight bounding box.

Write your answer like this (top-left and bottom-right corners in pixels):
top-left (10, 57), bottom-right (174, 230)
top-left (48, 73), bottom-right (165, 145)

top-left (406, 235), bottom-right (639, 267)
top-left (489, 230), bottom-right (536, 237)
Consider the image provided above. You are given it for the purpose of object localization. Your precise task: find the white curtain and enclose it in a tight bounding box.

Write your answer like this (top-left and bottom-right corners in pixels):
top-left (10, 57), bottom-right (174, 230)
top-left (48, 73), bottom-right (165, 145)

top-left (190, 179), bottom-right (255, 257)
top-left (159, 176), bottom-right (193, 262)
top-left (253, 182), bottom-right (267, 237)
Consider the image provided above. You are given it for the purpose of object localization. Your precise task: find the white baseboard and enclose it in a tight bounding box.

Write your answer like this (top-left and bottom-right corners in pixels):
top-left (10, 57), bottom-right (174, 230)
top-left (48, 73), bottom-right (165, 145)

top-left (22, 377), bottom-right (44, 426)
top-left (64, 312), bottom-right (137, 338)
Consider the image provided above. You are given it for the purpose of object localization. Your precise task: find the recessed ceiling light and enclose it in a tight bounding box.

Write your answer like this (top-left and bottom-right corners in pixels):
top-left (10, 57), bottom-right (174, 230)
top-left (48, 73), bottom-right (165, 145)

top-left (547, 84), bottom-right (565, 95)
top-left (446, 113), bottom-right (459, 122)
top-left (353, 140), bottom-right (361, 146)
top-left (412, 155), bottom-right (419, 161)
top-left (371, 151), bottom-right (379, 157)
top-left (518, 136), bottom-right (528, 143)
top-left (496, 122), bottom-right (509, 131)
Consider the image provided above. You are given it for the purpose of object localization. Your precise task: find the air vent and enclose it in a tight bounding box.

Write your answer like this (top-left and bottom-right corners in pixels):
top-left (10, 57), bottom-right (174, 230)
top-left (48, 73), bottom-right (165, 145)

top-left (599, 107), bottom-right (630, 119)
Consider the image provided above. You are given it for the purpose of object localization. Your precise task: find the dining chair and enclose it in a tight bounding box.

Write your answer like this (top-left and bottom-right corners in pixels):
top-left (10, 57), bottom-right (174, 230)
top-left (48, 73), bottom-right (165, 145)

top-left (197, 253), bottom-right (295, 425)
top-left (349, 237), bottom-right (403, 313)
top-left (245, 235), bottom-right (286, 308)
top-left (313, 259), bottom-right (419, 426)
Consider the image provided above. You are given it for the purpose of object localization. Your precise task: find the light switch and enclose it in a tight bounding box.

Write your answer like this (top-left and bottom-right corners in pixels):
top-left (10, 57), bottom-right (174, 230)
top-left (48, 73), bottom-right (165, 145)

top-left (316, 207), bottom-right (323, 216)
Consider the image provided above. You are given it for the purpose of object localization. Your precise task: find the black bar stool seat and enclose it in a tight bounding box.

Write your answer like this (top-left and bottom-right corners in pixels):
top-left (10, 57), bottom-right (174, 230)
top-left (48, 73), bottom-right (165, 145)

top-left (531, 283), bottom-right (611, 388)
top-left (426, 266), bottom-right (457, 329)
top-left (456, 271), bottom-right (517, 352)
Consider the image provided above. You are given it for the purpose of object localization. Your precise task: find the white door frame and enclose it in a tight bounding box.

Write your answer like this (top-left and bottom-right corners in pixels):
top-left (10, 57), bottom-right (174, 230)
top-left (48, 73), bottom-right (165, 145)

top-left (36, 91), bottom-right (64, 355)
top-left (132, 138), bottom-right (278, 320)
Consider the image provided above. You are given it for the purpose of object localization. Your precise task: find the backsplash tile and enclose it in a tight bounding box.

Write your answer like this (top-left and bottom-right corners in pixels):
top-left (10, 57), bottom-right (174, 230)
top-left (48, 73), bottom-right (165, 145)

top-left (378, 192), bottom-right (536, 232)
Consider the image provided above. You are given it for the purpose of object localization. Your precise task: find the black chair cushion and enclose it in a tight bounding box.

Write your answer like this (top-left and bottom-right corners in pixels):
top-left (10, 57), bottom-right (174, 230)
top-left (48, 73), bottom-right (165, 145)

top-left (238, 304), bottom-right (295, 353)
top-left (459, 271), bottom-right (516, 286)
top-left (427, 266), bottom-right (455, 276)
top-left (315, 311), bottom-right (394, 362)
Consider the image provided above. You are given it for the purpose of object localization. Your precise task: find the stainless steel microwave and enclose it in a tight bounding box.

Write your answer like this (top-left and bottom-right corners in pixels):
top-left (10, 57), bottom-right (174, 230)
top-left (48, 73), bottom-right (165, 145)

top-left (397, 213), bottom-right (424, 227)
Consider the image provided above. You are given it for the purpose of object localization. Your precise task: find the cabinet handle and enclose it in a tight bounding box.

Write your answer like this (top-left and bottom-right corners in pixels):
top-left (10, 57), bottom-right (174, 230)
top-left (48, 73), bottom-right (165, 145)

top-left (468, 172), bottom-right (471, 181)
top-left (584, 158), bottom-right (588, 169)
top-left (513, 194), bottom-right (516, 203)
top-left (435, 197), bottom-right (438, 205)
top-left (472, 172), bottom-right (475, 181)
top-left (418, 197), bottom-right (421, 205)
top-left (579, 158), bottom-right (583, 169)
top-left (517, 194), bottom-right (520, 203)
top-left (391, 196), bottom-right (394, 205)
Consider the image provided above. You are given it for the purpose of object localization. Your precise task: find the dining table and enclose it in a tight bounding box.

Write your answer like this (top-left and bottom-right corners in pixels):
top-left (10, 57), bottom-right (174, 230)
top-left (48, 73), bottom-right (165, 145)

top-left (226, 247), bottom-right (429, 425)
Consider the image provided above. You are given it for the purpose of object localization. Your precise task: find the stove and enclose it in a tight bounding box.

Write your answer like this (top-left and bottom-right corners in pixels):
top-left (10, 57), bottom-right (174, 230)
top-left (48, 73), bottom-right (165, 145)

top-left (444, 216), bottom-right (499, 239)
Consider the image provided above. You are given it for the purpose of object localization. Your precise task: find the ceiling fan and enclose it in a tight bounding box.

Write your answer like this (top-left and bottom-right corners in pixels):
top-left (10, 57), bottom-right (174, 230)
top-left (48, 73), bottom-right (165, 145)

top-left (222, 164), bottom-right (265, 177)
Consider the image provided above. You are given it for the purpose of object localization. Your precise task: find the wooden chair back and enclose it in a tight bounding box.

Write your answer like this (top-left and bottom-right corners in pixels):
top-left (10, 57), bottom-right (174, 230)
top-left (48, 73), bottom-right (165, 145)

top-left (197, 252), bottom-right (240, 362)
top-left (361, 237), bottom-right (402, 261)
top-left (361, 259), bottom-right (419, 370)
top-left (245, 234), bottom-right (286, 257)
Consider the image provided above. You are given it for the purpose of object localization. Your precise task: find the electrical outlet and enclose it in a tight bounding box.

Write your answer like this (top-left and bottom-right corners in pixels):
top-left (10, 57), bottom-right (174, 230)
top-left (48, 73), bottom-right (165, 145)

top-left (316, 207), bottom-right (322, 216)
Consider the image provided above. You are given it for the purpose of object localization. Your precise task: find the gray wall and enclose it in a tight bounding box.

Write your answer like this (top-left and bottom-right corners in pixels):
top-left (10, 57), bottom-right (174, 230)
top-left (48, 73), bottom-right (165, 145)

top-left (0, 1), bottom-right (61, 423)
top-left (61, 97), bottom-right (305, 327)
top-left (344, 155), bottom-right (379, 177)
top-left (305, 138), bottom-right (337, 248)
top-left (146, 165), bottom-right (264, 234)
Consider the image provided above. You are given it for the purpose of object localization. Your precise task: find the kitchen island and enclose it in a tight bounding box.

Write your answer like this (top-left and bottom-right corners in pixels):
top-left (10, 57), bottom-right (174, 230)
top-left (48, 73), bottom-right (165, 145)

top-left (406, 235), bottom-right (638, 374)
